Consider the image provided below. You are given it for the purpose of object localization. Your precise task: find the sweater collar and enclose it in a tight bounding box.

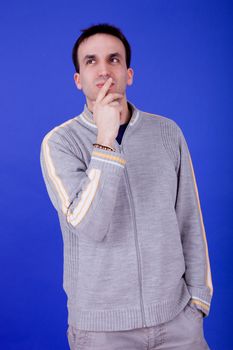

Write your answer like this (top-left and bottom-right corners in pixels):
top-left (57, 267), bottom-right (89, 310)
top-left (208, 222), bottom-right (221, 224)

top-left (79, 100), bottom-right (140, 130)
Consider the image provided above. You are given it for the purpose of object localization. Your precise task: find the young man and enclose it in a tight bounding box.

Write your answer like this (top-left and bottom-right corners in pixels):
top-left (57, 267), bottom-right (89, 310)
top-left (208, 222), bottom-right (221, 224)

top-left (40, 23), bottom-right (213, 349)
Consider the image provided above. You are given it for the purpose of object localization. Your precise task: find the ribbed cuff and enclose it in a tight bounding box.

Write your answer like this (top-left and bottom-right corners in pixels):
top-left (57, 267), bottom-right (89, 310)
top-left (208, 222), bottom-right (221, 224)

top-left (90, 148), bottom-right (126, 176)
top-left (186, 285), bottom-right (212, 317)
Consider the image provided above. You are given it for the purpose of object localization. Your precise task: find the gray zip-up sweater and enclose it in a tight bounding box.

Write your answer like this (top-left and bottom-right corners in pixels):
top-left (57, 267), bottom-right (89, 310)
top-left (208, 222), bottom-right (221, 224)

top-left (40, 101), bottom-right (213, 331)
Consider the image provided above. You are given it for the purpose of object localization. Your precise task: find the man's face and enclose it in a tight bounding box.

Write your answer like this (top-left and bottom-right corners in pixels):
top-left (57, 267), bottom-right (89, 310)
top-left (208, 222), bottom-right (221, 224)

top-left (74, 33), bottom-right (134, 108)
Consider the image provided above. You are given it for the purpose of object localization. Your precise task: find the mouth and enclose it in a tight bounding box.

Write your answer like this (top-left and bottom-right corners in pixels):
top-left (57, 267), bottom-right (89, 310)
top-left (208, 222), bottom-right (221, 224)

top-left (96, 82), bottom-right (115, 89)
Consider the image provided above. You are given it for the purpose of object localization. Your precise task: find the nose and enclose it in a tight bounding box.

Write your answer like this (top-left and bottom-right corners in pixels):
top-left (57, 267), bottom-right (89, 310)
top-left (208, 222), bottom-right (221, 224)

top-left (97, 61), bottom-right (111, 78)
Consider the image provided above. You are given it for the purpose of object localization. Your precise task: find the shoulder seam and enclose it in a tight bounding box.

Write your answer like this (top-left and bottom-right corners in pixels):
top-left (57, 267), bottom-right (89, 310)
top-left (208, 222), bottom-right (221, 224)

top-left (142, 111), bottom-right (179, 126)
top-left (42, 115), bottom-right (80, 140)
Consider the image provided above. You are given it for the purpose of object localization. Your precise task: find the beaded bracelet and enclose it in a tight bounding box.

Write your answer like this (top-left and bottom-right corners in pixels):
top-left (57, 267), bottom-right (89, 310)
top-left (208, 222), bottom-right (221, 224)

top-left (93, 143), bottom-right (116, 152)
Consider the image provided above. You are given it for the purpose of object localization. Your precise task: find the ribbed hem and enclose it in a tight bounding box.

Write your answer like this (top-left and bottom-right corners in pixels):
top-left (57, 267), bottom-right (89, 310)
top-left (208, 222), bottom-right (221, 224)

top-left (67, 278), bottom-right (191, 331)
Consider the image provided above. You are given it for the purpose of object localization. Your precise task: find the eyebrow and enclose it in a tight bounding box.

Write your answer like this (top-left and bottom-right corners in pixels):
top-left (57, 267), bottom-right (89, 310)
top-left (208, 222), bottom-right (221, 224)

top-left (82, 52), bottom-right (123, 63)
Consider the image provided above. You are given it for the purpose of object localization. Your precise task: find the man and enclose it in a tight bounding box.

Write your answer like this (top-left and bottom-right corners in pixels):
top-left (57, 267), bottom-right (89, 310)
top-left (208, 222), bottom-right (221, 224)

top-left (40, 23), bottom-right (213, 349)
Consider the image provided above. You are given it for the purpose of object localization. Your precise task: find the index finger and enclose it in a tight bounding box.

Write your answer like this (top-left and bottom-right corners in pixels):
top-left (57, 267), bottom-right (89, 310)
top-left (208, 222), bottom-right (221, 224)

top-left (96, 77), bottom-right (113, 103)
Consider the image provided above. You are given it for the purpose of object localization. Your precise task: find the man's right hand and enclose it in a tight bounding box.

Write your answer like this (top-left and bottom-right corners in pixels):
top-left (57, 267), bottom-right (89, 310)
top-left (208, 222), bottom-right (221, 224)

top-left (93, 77), bottom-right (123, 148)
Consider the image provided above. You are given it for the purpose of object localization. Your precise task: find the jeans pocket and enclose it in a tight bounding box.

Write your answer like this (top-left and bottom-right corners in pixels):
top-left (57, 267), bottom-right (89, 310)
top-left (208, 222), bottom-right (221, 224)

top-left (67, 325), bottom-right (90, 347)
top-left (183, 302), bottom-right (203, 323)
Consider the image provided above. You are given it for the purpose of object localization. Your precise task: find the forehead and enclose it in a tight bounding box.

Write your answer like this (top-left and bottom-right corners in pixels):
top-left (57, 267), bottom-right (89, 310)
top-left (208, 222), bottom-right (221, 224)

top-left (78, 33), bottom-right (125, 59)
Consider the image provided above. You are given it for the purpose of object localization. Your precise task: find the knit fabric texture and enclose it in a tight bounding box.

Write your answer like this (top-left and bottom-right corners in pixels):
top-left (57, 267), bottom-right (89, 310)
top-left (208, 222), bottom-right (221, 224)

top-left (40, 101), bottom-right (213, 331)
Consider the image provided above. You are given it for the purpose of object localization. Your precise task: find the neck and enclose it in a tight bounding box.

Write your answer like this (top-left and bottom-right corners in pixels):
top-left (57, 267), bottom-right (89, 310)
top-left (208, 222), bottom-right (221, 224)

top-left (119, 98), bottom-right (131, 125)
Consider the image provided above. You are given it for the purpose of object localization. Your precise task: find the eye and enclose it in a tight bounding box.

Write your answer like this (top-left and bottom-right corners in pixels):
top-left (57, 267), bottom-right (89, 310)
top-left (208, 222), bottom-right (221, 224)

top-left (86, 59), bottom-right (95, 65)
top-left (111, 57), bottom-right (119, 63)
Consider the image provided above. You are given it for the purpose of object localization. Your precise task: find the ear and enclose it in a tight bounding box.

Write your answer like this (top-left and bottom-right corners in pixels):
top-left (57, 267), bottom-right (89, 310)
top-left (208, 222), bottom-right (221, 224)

top-left (127, 68), bottom-right (134, 86)
top-left (74, 73), bottom-right (82, 90)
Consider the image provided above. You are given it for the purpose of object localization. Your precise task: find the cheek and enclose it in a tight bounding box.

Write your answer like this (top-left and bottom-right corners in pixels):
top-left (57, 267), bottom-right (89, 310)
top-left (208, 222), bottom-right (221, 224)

top-left (116, 72), bottom-right (128, 84)
top-left (80, 77), bottom-right (91, 91)
top-left (78, 70), bottom-right (91, 86)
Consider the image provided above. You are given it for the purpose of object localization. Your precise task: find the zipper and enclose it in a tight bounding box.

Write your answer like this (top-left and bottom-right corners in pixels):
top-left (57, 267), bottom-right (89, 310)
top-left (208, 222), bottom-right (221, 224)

top-left (118, 141), bottom-right (147, 328)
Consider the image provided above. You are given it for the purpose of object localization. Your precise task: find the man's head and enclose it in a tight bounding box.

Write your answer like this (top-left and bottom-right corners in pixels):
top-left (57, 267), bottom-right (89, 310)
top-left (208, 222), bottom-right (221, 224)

top-left (72, 23), bottom-right (134, 110)
top-left (72, 23), bottom-right (131, 74)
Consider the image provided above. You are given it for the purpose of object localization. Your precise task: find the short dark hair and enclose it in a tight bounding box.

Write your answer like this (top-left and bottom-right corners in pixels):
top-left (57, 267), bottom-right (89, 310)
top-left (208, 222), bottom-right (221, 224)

top-left (72, 23), bottom-right (131, 73)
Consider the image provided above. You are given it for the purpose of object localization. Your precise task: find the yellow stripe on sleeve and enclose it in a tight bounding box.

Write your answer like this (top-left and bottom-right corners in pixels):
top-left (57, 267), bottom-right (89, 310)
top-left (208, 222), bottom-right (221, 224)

top-left (188, 152), bottom-right (213, 297)
top-left (92, 151), bottom-right (126, 165)
top-left (67, 168), bottom-right (101, 227)
top-left (191, 299), bottom-right (210, 311)
top-left (42, 120), bottom-right (73, 214)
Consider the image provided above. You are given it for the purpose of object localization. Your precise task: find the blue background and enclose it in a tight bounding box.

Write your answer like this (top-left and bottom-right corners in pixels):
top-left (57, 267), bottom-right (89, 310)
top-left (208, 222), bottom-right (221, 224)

top-left (1, 0), bottom-right (232, 349)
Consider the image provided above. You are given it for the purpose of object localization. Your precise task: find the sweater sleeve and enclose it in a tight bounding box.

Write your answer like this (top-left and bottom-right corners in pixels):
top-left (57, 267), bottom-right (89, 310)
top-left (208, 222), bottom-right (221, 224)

top-left (40, 127), bottom-right (126, 242)
top-left (175, 126), bottom-right (214, 317)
